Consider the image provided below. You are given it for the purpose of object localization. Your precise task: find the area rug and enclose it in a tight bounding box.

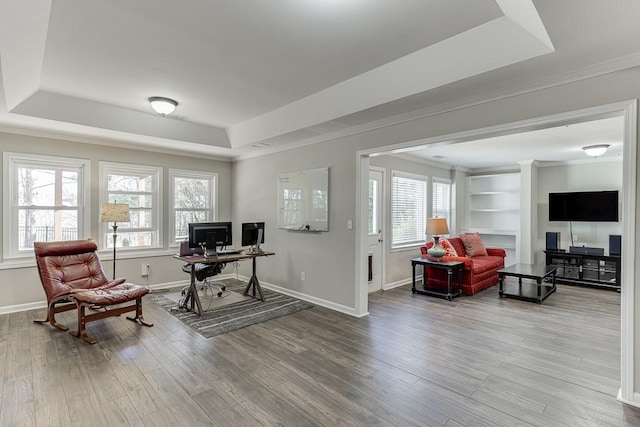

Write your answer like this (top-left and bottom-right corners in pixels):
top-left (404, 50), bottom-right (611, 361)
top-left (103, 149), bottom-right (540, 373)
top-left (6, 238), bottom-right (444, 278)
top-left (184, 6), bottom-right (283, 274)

top-left (151, 278), bottom-right (313, 338)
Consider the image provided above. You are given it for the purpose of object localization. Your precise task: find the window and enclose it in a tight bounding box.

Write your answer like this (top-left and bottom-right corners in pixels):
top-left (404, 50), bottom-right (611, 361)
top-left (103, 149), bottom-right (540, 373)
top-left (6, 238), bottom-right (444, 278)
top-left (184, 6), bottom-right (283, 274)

top-left (391, 171), bottom-right (428, 248)
top-left (99, 162), bottom-right (162, 250)
top-left (169, 169), bottom-right (217, 245)
top-left (368, 178), bottom-right (378, 235)
top-left (432, 178), bottom-right (452, 229)
top-left (3, 153), bottom-right (90, 259)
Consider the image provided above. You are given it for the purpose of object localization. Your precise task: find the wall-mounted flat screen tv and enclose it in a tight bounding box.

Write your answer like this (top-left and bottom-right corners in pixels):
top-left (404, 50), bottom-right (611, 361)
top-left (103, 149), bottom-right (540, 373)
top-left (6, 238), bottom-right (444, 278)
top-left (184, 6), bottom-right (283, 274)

top-left (549, 190), bottom-right (619, 222)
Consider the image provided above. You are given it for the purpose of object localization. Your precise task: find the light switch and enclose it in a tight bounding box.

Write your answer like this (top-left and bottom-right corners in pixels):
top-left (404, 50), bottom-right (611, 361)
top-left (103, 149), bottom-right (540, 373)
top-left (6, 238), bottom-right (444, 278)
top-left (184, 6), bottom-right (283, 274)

top-left (347, 220), bottom-right (353, 230)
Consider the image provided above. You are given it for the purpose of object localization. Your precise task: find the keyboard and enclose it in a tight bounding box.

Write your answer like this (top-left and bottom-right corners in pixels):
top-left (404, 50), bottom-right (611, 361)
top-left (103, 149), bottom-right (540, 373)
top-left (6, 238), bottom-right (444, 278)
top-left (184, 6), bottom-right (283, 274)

top-left (217, 248), bottom-right (241, 255)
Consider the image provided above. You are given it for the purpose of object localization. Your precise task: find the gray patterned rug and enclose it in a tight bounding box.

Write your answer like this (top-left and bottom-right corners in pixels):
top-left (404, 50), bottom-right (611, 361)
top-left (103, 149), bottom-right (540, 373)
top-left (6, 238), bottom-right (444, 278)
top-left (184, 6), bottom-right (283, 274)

top-left (151, 278), bottom-right (313, 338)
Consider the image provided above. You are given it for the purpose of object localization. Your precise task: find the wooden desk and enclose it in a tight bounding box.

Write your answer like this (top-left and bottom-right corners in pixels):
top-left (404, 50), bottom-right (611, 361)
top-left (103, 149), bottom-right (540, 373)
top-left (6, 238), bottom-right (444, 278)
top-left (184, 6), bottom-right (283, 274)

top-left (174, 251), bottom-right (275, 316)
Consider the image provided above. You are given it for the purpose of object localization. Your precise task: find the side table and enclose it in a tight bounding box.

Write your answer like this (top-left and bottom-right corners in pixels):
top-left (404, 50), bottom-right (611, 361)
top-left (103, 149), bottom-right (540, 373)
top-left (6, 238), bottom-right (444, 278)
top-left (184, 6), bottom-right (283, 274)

top-left (411, 257), bottom-right (463, 300)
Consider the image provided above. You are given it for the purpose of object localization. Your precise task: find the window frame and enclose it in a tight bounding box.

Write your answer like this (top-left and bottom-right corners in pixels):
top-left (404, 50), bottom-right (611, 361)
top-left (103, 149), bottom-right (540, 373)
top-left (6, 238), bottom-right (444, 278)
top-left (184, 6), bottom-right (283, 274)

top-left (3, 152), bottom-right (91, 260)
top-left (391, 170), bottom-right (429, 249)
top-left (99, 162), bottom-right (163, 252)
top-left (168, 169), bottom-right (218, 247)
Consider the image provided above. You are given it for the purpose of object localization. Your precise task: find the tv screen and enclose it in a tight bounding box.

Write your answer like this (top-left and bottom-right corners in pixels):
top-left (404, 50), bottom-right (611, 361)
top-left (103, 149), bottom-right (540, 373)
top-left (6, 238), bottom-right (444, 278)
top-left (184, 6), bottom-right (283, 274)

top-left (549, 191), bottom-right (618, 222)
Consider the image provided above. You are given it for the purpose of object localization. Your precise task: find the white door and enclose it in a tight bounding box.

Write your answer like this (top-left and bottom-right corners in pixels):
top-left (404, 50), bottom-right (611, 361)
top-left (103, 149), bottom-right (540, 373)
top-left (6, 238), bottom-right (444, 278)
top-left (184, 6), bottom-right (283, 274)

top-left (368, 168), bottom-right (384, 293)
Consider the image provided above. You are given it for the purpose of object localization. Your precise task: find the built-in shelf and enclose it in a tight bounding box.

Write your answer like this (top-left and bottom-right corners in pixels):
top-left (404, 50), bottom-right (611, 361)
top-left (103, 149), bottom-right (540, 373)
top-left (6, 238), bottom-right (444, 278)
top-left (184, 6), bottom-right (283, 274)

top-left (465, 173), bottom-right (521, 265)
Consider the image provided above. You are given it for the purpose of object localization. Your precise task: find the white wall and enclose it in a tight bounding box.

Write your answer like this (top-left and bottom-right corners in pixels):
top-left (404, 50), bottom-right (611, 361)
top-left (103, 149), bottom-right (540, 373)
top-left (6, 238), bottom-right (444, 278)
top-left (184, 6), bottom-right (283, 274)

top-left (231, 136), bottom-right (360, 310)
top-left (0, 132), bottom-right (232, 311)
top-left (535, 160), bottom-right (623, 264)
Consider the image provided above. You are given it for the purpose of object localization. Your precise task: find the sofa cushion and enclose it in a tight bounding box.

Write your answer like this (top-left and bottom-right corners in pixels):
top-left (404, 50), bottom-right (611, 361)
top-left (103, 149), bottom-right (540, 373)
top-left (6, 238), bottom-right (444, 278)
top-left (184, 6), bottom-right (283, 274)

top-left (448, 237), bottom-right (466, 258)
top-left (460, 232), bottom-right (488, 257)
top-left (470, 255), bottom-right (504, 274)
top-left (440, 238), bottom-right (458, 257)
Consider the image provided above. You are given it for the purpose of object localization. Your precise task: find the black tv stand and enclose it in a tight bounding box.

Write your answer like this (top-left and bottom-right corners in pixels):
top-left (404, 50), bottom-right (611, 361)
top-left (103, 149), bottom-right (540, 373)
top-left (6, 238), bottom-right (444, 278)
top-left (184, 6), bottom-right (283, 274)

top-left (544, 250), bottom-right (620, 291)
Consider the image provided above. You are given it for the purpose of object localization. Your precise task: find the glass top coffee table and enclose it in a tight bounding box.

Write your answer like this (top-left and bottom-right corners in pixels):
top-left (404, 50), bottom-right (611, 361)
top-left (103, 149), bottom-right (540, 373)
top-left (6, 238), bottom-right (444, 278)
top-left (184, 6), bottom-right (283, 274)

top-left (498, 263), bottom-right (558, 304)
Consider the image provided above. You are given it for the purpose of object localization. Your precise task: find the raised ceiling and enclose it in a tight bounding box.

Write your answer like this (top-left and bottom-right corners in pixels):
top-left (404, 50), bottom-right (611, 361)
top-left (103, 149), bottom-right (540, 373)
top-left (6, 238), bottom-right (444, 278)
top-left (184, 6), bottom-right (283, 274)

top-left (1, 0), bottom-right (640, 161)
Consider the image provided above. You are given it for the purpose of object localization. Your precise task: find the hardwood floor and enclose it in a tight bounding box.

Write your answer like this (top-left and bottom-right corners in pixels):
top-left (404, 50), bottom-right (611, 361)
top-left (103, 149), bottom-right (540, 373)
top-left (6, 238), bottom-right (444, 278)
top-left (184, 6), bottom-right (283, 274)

top-left (1, 281), bottom-right (640, 426)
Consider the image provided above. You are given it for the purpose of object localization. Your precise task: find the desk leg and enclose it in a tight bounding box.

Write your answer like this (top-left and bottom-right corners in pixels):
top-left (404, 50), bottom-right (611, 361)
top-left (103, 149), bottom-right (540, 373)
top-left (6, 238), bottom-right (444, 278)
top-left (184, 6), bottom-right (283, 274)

top-left (536, 278), bottom-right (542, 304)
top-left (243, 257), bottom-right (266, 302)
top-left (446, 268), bottom-right (453, 301)
top-left (499, 273), bottom-right (504, 297)
top-left (181, 264), bottom-right (203, 315)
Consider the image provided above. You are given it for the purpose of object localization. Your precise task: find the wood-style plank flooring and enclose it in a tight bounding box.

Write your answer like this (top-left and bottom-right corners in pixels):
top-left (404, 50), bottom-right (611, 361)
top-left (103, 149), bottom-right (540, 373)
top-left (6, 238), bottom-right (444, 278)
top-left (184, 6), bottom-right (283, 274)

top-left (1, 281), bottom-right (640, 426)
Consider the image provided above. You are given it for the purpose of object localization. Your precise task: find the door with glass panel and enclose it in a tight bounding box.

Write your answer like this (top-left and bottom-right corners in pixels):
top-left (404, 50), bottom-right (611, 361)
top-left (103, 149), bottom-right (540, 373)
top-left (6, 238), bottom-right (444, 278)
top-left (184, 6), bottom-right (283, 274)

top-left (368, 168), bottom-right (384, 293)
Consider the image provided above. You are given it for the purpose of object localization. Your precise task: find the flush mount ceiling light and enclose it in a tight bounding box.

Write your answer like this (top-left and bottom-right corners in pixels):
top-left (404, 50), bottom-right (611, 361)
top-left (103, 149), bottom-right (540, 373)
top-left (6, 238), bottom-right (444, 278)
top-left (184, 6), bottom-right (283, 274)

top-left (148, 97), bottom-right (178, 115)
top-left (582, 144), bottom-right (610, 157)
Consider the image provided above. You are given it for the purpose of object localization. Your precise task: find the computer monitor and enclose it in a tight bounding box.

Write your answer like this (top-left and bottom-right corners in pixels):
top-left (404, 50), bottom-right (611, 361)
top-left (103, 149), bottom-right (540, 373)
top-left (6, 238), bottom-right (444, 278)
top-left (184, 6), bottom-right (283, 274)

top-left (241, 222), bottom-right (265, 247)
top-left (188, 222), bottom-right (233, 250)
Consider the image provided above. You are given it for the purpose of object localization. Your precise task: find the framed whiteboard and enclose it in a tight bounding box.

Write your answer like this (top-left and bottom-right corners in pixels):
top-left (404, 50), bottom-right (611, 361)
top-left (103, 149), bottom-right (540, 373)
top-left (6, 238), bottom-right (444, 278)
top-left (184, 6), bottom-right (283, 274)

top-left (277, 167), bottom-right (329, 231)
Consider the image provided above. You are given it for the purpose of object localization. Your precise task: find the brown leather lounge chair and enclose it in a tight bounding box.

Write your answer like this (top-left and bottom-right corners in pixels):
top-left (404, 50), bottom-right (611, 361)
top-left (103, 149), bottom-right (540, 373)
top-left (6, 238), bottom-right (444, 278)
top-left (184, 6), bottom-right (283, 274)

top-left (34, 239), bottom-right (152, 344)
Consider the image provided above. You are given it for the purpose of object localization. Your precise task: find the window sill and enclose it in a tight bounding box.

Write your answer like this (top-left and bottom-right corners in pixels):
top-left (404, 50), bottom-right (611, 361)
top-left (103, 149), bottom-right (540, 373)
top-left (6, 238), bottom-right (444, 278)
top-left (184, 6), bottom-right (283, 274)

top-left (390, 243), bottom-right (424, 253)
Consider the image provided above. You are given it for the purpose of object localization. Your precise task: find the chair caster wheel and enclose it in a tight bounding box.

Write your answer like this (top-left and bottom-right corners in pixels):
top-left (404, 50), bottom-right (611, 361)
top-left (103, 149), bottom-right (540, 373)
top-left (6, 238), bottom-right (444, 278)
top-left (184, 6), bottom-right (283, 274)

top-left (181, 289), bottom-right (186, 296)
top-left (220, 286), bottom-right (226, 291)
top-left (217, 292), bottom-right (223, 298)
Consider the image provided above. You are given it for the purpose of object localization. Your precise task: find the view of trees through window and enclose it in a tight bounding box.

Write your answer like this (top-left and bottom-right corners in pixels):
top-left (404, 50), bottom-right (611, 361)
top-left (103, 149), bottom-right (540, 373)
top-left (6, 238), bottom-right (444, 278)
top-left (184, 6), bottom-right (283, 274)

top-left (18, 165), bottom-right (80, 250)
top-left (173, 175), bottom-right (212, 241)
top-left (105, 169), bottom-right (157, 248)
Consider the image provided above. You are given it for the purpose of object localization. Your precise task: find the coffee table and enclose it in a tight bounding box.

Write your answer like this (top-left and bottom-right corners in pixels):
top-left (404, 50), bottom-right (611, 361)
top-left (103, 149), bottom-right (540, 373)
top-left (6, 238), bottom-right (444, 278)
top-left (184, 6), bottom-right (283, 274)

top-left (498, 263), bottom-right (558, 304)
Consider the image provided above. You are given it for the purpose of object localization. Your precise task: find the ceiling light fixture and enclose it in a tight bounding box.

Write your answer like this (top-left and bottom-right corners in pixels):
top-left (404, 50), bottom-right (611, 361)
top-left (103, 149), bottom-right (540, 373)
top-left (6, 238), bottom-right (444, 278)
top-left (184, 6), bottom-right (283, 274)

top-left (582, 144), bottom-right (610, 157)
top-left (148, 96), bottom-right (178, 115)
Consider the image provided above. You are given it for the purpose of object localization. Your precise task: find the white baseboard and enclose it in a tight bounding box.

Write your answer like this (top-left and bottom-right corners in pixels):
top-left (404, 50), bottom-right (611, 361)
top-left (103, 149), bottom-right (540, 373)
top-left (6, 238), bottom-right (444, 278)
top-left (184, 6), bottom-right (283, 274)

top-left (235, 274), bottom-right (365, 318)
top-left (382, 276), bottom-right (416, 291)
top-left (617, 389), bottom-right (640, 409)
top-left (0, 300), bottom-right (47, 315)
top-left (0, 273), bottom-right (361, 319)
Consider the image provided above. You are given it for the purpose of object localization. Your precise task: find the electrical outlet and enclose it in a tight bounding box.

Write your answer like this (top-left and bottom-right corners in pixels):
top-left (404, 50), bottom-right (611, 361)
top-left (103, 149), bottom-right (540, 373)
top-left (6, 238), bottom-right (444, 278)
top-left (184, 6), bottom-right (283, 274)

top-left (141, 263), bottom-right (150, 277)
top-left (301, 272), bottom-right (306, 281)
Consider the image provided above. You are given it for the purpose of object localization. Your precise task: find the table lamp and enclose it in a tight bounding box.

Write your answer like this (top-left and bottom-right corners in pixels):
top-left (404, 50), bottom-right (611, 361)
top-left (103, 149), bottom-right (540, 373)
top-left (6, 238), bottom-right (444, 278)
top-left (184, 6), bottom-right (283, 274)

top-left (426, 217), bottom-right (449, 258)
top-left (100, 202), bottom-right (130, 279)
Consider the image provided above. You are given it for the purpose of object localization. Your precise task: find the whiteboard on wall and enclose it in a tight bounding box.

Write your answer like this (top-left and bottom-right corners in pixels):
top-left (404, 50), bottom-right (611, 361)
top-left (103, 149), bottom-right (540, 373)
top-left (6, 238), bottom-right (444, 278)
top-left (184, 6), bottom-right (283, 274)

top-left (277, 167), bottom-right (329, 231)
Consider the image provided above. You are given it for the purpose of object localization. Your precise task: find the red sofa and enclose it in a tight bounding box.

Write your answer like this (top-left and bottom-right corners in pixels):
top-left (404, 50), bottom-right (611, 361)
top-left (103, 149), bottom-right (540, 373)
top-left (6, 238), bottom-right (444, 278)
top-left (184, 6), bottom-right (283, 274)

top-left (422, 237), bottom-right (506, 296)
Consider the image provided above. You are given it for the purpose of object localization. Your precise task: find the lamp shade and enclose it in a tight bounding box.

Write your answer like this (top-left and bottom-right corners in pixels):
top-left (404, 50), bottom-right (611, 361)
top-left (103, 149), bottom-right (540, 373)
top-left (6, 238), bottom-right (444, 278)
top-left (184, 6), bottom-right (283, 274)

top-left (148, 96), bottom-right (178, 115)
top-left (582, 144), bottom-right (609, 157)
top-left (100, 203), bottom-right (130, 223)
top-left (426, 217), bottom-right (449, 236)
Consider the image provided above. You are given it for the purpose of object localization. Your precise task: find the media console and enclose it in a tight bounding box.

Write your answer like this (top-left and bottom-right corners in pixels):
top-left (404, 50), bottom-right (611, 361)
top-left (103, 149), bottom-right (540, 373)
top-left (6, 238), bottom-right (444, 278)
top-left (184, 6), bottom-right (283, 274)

top-left (544, 250), bottom-right (620, 291)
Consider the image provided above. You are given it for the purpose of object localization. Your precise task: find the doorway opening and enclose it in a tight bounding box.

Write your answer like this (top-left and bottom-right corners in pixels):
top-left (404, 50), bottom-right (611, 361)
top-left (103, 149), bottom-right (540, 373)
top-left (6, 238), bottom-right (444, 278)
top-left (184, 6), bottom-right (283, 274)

top-left (355, 100), bottom-right (637, 403)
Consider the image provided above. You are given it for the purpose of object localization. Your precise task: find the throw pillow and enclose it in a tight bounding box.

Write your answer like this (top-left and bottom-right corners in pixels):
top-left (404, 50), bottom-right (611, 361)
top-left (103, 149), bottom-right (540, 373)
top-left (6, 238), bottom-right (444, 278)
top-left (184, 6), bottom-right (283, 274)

top-left (440, 238), bottom-right (458, 257)
top-left (460, 232), bottom-right (488, 257)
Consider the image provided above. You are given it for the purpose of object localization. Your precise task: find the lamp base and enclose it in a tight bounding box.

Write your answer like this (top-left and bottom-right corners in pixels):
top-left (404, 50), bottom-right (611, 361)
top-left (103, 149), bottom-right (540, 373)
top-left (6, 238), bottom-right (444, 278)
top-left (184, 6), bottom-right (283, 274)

top-left (427, 236), bottom-right (447, 258)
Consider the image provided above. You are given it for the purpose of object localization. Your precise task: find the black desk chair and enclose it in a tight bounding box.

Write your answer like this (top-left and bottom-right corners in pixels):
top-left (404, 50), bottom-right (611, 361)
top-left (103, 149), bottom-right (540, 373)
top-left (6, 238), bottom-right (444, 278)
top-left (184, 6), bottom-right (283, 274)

top-left (181, 262), bottom-right (227, 298)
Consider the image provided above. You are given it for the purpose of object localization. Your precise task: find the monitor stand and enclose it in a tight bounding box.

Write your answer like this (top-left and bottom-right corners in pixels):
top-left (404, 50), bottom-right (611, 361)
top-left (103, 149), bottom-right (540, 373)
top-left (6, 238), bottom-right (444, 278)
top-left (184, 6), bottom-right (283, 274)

top-left (200, 243), bottom-right (218, 259)
top-left (251, 229), bottom-right (264, 254)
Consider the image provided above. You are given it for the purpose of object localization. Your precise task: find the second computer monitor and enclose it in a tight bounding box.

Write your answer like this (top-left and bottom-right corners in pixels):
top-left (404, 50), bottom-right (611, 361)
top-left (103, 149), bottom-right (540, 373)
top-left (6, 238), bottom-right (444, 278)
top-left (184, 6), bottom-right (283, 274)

top-left (241, 222), bottom-right (265, 247)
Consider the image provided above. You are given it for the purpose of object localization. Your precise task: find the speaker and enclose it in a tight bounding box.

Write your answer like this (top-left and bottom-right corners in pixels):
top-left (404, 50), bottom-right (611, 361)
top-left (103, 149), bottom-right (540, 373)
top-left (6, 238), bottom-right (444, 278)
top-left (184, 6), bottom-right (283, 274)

top-left (609, 234), bottom-right (621, 256)
top-left (546, 232), bottom-right (561, 250)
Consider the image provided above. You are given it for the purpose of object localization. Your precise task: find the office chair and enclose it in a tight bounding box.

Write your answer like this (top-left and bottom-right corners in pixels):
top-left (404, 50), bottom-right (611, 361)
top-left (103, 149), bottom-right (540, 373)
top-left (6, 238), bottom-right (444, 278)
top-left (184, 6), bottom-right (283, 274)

top-left (181, 261), bottom-right (227, 298)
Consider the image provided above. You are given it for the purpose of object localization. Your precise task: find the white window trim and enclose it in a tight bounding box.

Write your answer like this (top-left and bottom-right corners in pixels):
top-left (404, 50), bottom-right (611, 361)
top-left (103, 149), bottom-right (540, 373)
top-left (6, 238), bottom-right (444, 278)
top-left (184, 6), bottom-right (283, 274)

top-left (168, 168), bottom-right (218, 248)
top-left (2, 152), bottom-right (91, 260)
top-left (391, 170), bottom-right (429, 250)
top-left (99, 162), bottom-right (163, 252)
